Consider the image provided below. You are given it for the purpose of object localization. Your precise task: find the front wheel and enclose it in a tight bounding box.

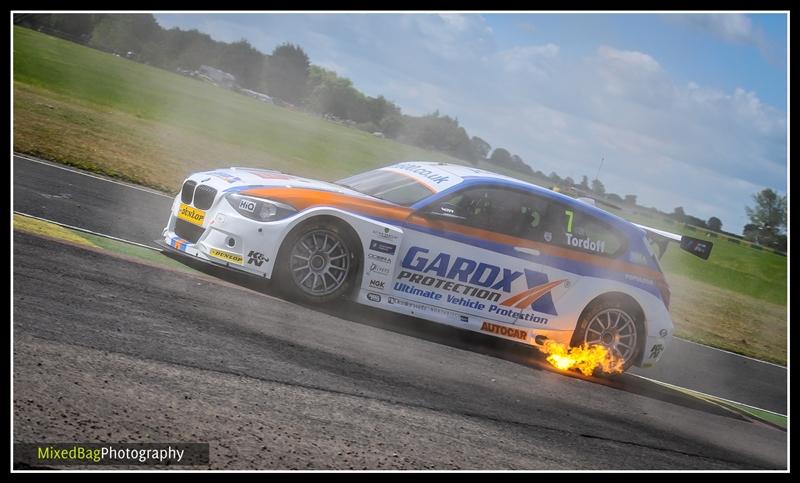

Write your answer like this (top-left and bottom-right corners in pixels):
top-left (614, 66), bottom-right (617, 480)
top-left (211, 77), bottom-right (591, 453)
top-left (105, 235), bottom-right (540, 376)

top-left (278, 222), bottom-right (358, 304)
top-left (571, 299), bottom-right (641, 372)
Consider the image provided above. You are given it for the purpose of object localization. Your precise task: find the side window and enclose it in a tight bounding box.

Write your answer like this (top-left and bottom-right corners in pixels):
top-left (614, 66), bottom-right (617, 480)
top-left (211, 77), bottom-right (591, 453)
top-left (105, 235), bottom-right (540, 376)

top-left (543, 206), bottom-right (625, 257)
top-left (435, 187), bottom-right (517, 236)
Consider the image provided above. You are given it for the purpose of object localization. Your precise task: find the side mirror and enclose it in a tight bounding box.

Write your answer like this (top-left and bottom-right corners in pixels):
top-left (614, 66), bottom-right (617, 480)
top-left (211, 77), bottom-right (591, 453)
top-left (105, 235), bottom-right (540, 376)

top-left (422, 202), bottom-right (466, 221)
top-left (680, 236), bottom-right (713, 260)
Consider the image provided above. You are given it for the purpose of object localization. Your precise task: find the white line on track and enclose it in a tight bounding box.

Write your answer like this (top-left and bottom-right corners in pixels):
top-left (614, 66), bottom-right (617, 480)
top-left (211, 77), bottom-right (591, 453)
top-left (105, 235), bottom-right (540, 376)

top-left (673, 337), bottom-right (787, 369)
top-left (629, 373), bottom-right (787, 418)
top-left (14, 153), bottom-right (786, 372)
top-left (14, 211), bottom-right (160, 251)
top-left (13, 153), bottom-right (174, 199)
top-left (15, 209), bottom-right (785, 420)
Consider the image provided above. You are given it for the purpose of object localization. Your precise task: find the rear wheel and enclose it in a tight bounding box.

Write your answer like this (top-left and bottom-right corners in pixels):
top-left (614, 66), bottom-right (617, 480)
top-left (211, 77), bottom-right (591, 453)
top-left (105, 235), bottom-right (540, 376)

top-left (278, 221), bottom-right (358, 304)
top-left (571, 298), bottom-right (641, 372)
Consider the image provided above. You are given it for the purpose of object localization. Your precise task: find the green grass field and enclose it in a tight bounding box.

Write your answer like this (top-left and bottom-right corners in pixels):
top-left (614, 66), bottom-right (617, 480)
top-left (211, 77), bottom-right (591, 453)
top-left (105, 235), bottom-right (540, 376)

top-left (13, 26), bottom-right (787, 364)
top-left (604, 208), bottom-right (787, 306)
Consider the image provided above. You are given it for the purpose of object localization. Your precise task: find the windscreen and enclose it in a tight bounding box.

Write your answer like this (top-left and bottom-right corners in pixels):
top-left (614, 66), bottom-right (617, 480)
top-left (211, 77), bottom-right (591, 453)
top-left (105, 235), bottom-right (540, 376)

top-left (337, 169), bottom-right (435, 206)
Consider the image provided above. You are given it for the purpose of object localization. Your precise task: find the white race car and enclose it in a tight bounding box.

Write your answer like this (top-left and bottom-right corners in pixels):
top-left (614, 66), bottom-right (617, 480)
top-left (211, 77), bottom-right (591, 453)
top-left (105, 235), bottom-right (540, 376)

top-left (159, 162), bottom-right (712, 371)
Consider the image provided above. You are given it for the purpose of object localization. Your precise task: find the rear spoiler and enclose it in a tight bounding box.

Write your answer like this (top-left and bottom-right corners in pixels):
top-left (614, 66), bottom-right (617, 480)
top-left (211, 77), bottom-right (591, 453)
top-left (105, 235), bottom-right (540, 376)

top-left (634, 223), bottom-right (713, 260)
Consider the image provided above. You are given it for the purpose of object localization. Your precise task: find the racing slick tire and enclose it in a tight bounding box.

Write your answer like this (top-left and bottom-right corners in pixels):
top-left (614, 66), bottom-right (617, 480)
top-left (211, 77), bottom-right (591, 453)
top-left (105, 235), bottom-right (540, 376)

top-left (276, 219), bottom-right (360, 305)
top-left (570, 296), bottom-right (643, 372)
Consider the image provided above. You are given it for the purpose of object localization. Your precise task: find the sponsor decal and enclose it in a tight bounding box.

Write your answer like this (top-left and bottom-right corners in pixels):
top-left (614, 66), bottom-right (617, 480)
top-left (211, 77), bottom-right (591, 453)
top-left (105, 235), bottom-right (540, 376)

top-left (565, 233), bottom-right (606, 253)
top-left (459, 315), bottom-right (469, 323)
top-left (398, 246), bottom-right (563, 316)
top-left (371, 227), bottom-right (399, 241)
top-left (241, 169), bottom-right (295, 180)
top-left (625, 273), bottom-right (655, 286)
top-left (487, 306), bottom-right (549, 324)
top-left (386, 295), bottom-right (465, 320)
top-left (367, 293), bottom-right (381, 302)
top-left (238, 198), bottom-right (256, 213)
top-left (209, 248), bottom-right (243, 265)
top-left (649, 344), bottom-right (664, 359)
top-left (659, 329), bottom-right (669, 337)
top-left (391, 162), bottom-right (450, 185)
top-left (544, 231), bottom-right (552, 243)
top-left (178, 203), bottom-right (205, 226)
top-left (369, 240), bottom-right (396, 255)
top-left (367, 262), bottom-right (391, 276)
top-left (480, 321), bottom-right (529, 342)
top-left (368, 253), bottom-right (393, 264)
top-left (209, 171), bottom-right (242, 184)
top-left (368, 279), bottom-right (386, 290)
top-left (169, 237), bottom-right (190, 252)
top-left (247, 250), bottom-right (268, 266)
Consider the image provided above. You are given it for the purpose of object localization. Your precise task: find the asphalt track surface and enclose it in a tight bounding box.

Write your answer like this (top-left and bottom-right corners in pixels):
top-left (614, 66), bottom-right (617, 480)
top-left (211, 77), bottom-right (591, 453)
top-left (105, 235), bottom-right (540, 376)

top-left (13, 154), bottom-right (787, 469)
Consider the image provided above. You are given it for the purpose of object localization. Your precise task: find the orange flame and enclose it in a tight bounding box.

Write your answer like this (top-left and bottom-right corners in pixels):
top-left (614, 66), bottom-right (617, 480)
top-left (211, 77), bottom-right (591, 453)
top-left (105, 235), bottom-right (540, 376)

top-left (539, 340), bottom-right (624, 376)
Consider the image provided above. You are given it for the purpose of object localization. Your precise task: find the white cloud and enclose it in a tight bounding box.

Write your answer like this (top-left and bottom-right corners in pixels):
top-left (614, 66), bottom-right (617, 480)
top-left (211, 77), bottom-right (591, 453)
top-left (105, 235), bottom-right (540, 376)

top-left (675, 13), bottom-right (756, 45)
top-left (669, 13), bottom-right (781, 66)
top-left (496, 44), bottom-right (559, 79)
top-left (597, 45), bottom-right (662, 73)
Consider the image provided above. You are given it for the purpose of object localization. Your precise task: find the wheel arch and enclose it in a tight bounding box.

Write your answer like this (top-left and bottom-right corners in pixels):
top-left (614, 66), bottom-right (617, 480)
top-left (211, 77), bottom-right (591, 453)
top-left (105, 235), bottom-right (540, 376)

top-left (574, 291), bottom-right (648, 366)
top-left (275, 214), bottom-right (365, 296)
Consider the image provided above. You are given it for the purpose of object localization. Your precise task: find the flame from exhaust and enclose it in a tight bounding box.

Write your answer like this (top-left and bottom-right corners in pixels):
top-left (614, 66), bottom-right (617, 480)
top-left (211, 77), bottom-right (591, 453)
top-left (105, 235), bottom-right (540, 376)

top-left (540, 340), bottom-right (624, 376)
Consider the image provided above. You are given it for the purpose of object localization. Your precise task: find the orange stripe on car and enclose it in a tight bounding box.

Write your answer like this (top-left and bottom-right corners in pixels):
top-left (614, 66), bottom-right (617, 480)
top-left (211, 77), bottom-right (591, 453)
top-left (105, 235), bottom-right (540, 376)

top-left (241, 187), bottom-right (666, 283)
top-left (501, 280), bottom-right (566, 308)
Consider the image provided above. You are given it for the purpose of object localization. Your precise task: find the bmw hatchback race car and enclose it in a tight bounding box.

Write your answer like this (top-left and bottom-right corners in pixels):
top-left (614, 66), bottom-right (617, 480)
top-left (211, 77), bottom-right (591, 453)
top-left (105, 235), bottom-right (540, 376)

top-left (159, 162), bottom-right (712, 371)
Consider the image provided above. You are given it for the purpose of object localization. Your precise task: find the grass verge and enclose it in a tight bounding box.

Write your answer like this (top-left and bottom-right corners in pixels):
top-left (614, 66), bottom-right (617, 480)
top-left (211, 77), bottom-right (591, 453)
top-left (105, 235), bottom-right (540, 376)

top-left (13, 214), bottom-right (201, 275)
top-left (638, 375), bottom-right (786, 430)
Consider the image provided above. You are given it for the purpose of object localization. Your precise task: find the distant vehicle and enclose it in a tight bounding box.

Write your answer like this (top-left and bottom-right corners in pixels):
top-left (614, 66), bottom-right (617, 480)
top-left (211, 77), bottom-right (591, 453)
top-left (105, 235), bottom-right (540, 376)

top-left (239, 88), bottom-right (273, 103)
top-left (160, 162), bottom-right (712, 371)
top-left (372, 132), bottom-right (385, 138)
top-left (198, 64), bottom-right (237, 89)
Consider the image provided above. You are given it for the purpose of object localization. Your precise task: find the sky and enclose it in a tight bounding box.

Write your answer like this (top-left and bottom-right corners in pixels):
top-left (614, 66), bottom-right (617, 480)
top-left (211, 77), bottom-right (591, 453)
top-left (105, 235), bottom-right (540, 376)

top-left (155, 12), bottom-right (788, 234)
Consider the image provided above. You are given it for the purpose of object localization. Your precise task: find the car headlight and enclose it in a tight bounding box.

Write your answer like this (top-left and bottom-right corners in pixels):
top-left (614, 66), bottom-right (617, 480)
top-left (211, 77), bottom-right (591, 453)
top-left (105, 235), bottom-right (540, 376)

top-left (226, 193), bottom-right (297, 222)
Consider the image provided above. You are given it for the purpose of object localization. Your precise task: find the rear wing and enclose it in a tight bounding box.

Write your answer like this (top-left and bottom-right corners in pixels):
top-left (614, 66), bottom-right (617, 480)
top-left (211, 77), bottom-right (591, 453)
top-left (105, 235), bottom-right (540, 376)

top-left (634, 223), bottom-right (713, 260)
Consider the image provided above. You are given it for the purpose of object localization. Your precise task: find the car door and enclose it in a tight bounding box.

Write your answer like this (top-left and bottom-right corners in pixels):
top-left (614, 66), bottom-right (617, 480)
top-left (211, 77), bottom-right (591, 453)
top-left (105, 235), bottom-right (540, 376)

top-left (393, 184), bottom-right (559, 333)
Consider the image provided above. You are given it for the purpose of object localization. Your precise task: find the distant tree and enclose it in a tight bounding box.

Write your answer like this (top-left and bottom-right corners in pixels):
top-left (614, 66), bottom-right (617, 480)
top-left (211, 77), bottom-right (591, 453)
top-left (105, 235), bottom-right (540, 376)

top-left (563, 176), bottom-right (575, 187)
top-left (470, 136), bottom-right (491, 162)
top-left (775, 234), bottom-right (787, 252)
top-left (264, 43), bottom-right (310, 105)
top-left (548, 172), bottom-right (562, 184)
top-left (744, 188), bottom-right (787, 248)
top-left (18, 13), bottom-right (105, 42)
top-left (624, 194), bottom-right (637, 205)
top-left (591, 178), bottom-right (605, 196)
top-left (743, 223), bottom-right (759, 240)
top-left (607, 193), bottom-right (623, 203)
top-left (684, 215), bottom-right (707, 229)
top-left (707, 217), bottom-right (723, 232)
top-left (509, 154), bottom-right (533, 175)
top-left (89, 14), bottom-right (160, 57)
top-left (673, 206), bottom-right (686, 222)
top-left (367, 95), bottom-right (400, 125)
top-left (488, 148), bottom-right (512, 167)
top-left (578, 175), bottom-right (590, 191)
top-left (216, 39), bottom-right (265, 89)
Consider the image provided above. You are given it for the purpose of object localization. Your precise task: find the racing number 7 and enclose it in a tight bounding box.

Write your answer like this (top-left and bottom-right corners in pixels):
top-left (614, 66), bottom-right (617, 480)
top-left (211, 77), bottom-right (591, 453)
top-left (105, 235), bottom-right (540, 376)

top-left (565, 209), bottom-right (574, 233)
